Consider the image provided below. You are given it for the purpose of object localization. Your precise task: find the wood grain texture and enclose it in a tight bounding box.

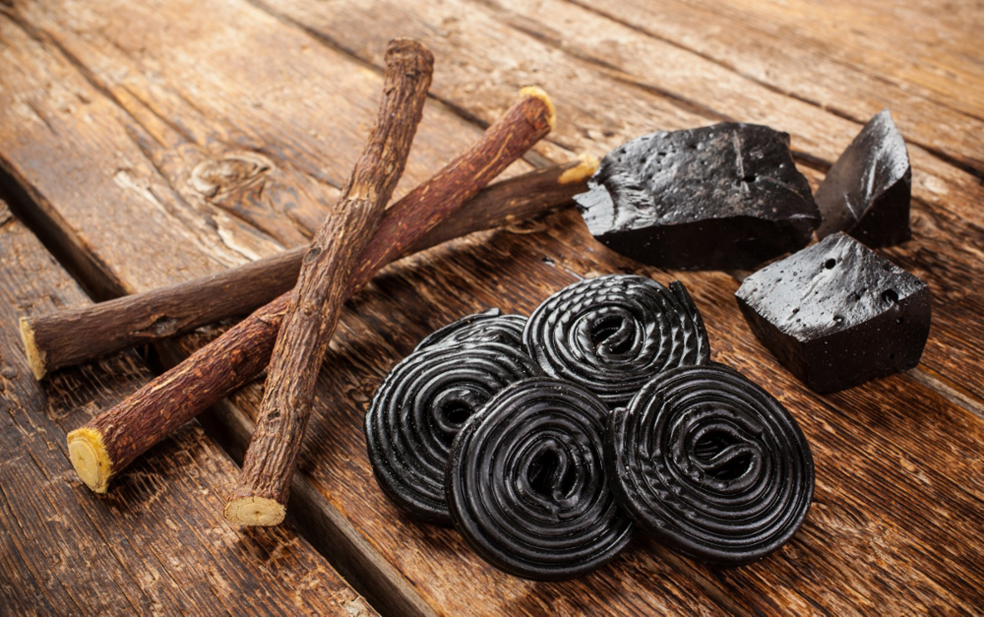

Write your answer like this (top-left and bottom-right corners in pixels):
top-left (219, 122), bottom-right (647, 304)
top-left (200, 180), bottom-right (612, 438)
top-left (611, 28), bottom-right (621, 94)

top-left (1, 0), bottom-right (982, 614)
top-left (0, 0), bottom-right (503, 294)
top-left (254, 0), bottom-right (984, 407)
top-left (67, 89), bottom-right (555, 496)
top-left (22, 159), bottom-right (592, 377)
top-left (0, 201), bottom-right (374, 615)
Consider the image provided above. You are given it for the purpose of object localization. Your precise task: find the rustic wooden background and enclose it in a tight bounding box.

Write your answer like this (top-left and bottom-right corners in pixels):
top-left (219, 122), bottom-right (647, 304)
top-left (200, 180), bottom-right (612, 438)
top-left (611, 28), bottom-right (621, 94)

top-left (1, 0), bottom-right (981, 614)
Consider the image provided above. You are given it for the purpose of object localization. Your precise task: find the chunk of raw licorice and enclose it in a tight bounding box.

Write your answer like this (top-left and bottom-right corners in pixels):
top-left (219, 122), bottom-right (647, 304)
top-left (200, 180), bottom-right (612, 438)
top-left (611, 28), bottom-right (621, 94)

top-left (815, 109), bottom-right (911, 247)
top-left (415, 308), bottom-right (526, 351)
top-left (735, 232), bottom-right (931, 393)
top-left (365, 342), bottom-right (539, 524)
top-left (523, 274), bottom-right (710, 408)
top-left (574, 123), bottom-right (820, 270)
top-left (446, 378), bottom-right (634, 580)
top-left (605, 363), bottom-right (814, 566)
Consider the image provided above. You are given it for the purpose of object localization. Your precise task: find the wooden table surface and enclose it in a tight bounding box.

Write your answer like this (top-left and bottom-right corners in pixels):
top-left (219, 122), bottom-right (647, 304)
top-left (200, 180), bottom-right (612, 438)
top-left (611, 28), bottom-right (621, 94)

top-left (1, 0), bottom-right (981, 614)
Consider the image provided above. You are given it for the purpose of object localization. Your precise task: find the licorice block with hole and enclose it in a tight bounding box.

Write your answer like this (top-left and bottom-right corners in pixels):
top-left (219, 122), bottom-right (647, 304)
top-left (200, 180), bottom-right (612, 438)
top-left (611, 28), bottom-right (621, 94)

top-left (735, 232), bottom-right (931, 393)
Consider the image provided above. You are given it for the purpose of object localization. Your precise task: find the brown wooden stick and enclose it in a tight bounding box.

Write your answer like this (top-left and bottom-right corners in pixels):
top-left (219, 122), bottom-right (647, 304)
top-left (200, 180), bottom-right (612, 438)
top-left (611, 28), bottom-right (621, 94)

top-left (20, 158), bottom-right (596, 379)
top-left (225, 39), bottom-right (434, 526)
top-left (66, 87), bottom-right (556, 495)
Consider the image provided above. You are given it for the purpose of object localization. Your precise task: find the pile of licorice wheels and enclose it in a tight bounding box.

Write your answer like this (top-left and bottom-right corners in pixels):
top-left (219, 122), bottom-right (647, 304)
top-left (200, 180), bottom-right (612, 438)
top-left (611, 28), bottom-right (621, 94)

top-left (364, 274), bottom-right (814, 581)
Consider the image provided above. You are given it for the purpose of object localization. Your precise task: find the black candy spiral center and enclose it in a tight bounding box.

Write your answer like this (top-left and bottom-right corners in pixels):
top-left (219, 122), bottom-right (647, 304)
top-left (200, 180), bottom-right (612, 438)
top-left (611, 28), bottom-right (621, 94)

top-left (523, 275), bottom-right (710, 407)
top-left (447, 378), bottom-right (634, 581)
top-left (605, 363), bottom-right (814, 566)
top-left (365, 342), bottom-right (538, 524)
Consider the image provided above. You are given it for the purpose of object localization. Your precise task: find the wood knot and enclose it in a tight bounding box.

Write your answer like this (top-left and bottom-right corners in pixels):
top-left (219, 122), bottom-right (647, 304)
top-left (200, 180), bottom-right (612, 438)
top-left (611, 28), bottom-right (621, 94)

top-left (302, 246), bottom-right (321, 264)
top-left (191, 152), bottom-right (272, 199)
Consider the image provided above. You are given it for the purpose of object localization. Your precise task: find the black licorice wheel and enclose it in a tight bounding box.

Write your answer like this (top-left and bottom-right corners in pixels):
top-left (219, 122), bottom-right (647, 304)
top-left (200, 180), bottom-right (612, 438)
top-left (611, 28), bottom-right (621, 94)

top-left (605, 363), bottom-right (814, 566)
top-left (365, 342), bottom-right (538, 524)
top-left (415, 308), bottom-right (526, 351)
top-left (446, 377), bottom-right (634, 581)
top-left (523, 274), bottom-right (710, 408)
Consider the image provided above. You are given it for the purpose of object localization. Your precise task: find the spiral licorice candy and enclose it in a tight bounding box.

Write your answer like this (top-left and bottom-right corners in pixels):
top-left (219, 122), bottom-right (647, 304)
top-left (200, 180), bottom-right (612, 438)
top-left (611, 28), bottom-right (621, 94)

top-left (447, 378), bottom-right (634, 580)
top-left (605, 363), bottom-right (814, 566)
top-left (365, 342), bottom-right (538, 524)
top-left (415, 308), bottom-right (527, 351)
top-left (523, 274), bottom-right (710, 408)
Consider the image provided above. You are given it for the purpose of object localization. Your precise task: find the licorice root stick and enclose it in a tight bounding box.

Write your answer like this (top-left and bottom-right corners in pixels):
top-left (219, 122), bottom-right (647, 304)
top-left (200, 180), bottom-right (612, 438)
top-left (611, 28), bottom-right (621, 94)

top-left (66, 87), bottom-right (556, 496)
top-left (20, 158), bottom-right (596, 379)
top-left (224, 39), bottom-right (434, 526)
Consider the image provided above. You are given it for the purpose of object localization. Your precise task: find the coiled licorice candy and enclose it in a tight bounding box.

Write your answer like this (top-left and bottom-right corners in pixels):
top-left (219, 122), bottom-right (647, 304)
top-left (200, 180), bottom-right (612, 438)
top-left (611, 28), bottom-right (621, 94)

top-left (446, 377), bottom-right (634, 581)
top-left (365, 342), bottom-right (538, 525)
top-left (523, 274), bottom-right (710, 408)
top-left (604, 363), bottom-right (814, 566)
top-left (415, 308), bottom-right (526, 351)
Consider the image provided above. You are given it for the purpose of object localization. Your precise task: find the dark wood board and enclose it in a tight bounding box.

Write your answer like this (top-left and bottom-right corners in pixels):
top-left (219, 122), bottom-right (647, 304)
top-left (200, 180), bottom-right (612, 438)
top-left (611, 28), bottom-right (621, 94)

top-left (0, 201), bottom-right (374, 615)
top-left (0, 0), bottom-right (982, 614)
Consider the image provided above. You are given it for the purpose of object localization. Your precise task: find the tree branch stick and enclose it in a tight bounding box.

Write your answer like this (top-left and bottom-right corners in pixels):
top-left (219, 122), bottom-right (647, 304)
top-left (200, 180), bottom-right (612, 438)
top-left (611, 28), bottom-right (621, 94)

top-left (66, 87), bottom-right (556, 496)
top-left (225, 39), bottom-right (434, 526)
top-left (20, 157), bottom-right (596, 379)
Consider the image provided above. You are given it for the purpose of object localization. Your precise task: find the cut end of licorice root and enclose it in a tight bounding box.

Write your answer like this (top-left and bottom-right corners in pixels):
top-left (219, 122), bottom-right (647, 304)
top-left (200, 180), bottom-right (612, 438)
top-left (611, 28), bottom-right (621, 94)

top-left (19, 317), bottom-right (46, 381)
top-left (67, 428), bottom-right (112, 493)
top-left (558, 154), bottom-right (600, 185)
top-left (520, 86), bottom-right (556, 131)
top-left (224, 496), bottom-right (286, 527)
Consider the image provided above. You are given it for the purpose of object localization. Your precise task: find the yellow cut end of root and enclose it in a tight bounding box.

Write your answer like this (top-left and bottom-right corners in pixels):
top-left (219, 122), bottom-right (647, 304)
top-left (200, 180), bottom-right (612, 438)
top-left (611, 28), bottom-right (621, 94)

top-left (224, 496), bottom-right (286, 527)
top-left (558, 153), bottom-right (600, 185)
top-left (520, 86), bottom-right (556, 131)
top-left (67, 428), bottom-right (112, 493)
top-left (19, 317), bottom-right (46, 380)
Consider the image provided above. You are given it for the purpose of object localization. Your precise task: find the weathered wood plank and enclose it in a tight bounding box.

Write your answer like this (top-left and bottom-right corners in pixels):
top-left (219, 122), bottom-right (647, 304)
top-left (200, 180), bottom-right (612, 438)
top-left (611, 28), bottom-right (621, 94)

top-left (253, 0), bottom-right (984, 406)
top-left (0, 200), bottom-right (374, 615)
top-left (1, 0), bottom-right (982, 614)
top-left (0, 0), bottom-right (506, 295)
top-left (570, 0), bottom-right (984, 171)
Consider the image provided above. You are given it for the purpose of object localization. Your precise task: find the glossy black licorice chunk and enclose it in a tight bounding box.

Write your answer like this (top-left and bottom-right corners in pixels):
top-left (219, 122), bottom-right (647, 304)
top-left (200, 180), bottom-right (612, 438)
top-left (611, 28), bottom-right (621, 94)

top-left (604, 363), bottom-right (814, 567)
top-left (446, 378), bottom-right (634, 581)
top-left (735, 232), bottom-right (931, 393)
top-left (414, 308), bottom-right (526, 351)
top-left (523, 274), bottom-right (710, 409)
top-left (574, 123), bottom-right (820, 270)
top-left (364, 342), bottom-right (539, 525)
top-left (815, 109), bottom-right (912, 247)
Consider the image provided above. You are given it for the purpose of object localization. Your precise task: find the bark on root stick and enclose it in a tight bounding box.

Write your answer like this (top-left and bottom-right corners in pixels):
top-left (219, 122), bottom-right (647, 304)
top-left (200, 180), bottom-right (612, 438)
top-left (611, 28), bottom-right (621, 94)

top-left (21, 158), bottom-right (596, 378)
top-left (66, 88), bottom-right (557, 495)
top-left (224, 39), bottom-right (435, 526)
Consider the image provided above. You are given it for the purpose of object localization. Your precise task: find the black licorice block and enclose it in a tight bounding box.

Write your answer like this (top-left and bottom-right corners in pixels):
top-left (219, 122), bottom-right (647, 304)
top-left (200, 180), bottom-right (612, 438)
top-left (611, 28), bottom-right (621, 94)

top-left (815, 109), bottom-right (912, 247)
top-left (574, 123), bottom-right (820, 270)
top-left (735, 233), bottom-right (931, 393)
